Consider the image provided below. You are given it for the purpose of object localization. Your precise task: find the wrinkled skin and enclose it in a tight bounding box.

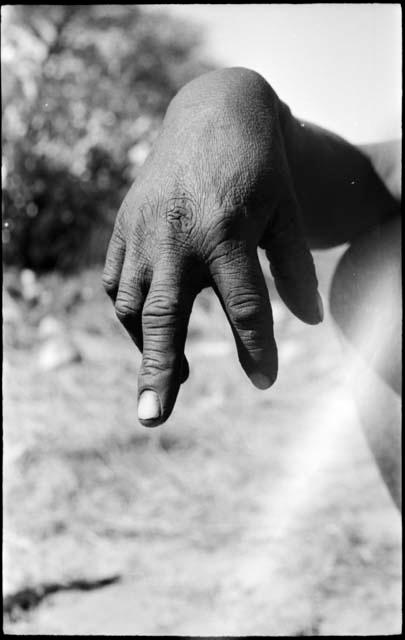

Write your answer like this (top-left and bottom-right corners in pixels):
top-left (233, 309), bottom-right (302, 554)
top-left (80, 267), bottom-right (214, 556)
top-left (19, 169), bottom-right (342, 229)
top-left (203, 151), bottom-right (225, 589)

top-left (103, 67), bottom-right (399, 430)
top-left (103, 68), bottom-right (325, 426)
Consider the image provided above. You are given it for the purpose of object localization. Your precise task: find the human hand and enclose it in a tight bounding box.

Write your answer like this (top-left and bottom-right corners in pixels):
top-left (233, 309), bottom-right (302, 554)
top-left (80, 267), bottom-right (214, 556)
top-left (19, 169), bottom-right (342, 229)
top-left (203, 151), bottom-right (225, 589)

top-left (103, 68), bottom-right (323, 427)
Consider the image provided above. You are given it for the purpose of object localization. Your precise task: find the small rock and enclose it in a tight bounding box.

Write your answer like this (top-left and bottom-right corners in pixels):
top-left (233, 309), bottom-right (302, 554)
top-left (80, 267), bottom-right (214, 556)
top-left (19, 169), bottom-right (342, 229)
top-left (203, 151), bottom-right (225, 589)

top-left (3, 290), bottom-right (22, 325)
top-left (20, 269), bottom-right (41, 304)
top-left (38, 316), bottom-right (65, 340)
top-left (61, 286), bottom-right (83, 312)
top-left (5, 282), bottom-right (22, 301)
top-left (4, 269), bottom-right (22, 298)
top-left (38, 336), bottom-right (82, 371)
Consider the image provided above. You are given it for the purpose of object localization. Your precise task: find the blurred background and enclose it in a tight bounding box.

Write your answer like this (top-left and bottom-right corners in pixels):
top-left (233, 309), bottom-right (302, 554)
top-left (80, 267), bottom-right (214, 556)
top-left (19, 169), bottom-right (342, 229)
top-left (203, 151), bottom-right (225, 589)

top-left (2, 4), bottom-right (401, 635)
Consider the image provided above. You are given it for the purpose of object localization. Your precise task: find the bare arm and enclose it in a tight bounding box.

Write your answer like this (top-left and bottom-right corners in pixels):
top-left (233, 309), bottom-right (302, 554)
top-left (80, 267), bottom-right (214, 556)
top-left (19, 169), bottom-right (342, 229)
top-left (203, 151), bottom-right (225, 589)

top-left (278, 101), bottom-right (400, 249)
top-left (357, 139), bottom-right (401, 201)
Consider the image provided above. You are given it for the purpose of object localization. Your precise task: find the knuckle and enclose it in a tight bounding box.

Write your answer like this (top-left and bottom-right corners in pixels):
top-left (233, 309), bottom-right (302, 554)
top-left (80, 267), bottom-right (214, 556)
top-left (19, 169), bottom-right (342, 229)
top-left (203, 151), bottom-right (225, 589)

top-left (208, 240), bottom-right (242, 269)
top-left (107, 229), bottom-right (126, 260)
top-left (142, 290), bottom-right (182, 329)
top-left (163, 193), bottom-right (199, 236)
top-left (203, 205), bottom-right (248, 260)
top-left (141, 350), bottom-right (177, 375)
top-left (115, 198), bottom-right (130, 232)
top-left (115, 298), bottom-right (140, 323)
top-left (102, 272), bottom-right (118, 298)
top-left (227, 288), bottom-right (261, 322)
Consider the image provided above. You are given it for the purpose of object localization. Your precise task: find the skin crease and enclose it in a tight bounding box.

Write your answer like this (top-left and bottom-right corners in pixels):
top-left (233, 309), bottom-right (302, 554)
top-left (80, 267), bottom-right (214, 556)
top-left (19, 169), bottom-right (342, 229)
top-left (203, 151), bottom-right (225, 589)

top-left (103, 67), bottom-right (401, 506)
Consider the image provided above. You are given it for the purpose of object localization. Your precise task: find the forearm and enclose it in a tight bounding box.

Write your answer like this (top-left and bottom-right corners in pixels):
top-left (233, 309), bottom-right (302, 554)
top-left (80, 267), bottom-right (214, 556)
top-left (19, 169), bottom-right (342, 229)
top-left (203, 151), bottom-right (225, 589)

top-left (278, 101), bottom-right (400, 249)
top-left (357, 139), bottom-right (401, 201)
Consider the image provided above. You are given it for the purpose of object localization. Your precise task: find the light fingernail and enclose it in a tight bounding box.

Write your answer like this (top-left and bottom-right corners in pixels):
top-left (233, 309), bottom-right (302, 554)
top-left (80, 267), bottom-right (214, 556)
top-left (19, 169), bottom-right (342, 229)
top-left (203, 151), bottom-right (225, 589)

top-left (138, 390), bottom-right (161, 421)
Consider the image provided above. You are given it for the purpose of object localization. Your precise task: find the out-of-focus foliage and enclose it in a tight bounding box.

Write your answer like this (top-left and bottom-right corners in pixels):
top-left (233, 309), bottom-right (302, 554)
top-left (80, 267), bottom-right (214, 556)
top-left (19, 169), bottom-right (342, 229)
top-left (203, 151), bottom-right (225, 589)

top-left (2, 5), bottom-right (215, 271)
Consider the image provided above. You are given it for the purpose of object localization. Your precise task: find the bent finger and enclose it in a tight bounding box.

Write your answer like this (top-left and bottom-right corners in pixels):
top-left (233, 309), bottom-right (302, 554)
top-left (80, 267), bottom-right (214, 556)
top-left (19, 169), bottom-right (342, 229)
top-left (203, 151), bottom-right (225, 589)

top-left (261, 196), bottom-right (323, 324)
top-left (210, 243), bottom-right (278, 389)
top-left (138, 258), bottom-right (197, 426)
top-left (102, 209), bottom-right (127, 301)
top-left (115, 256), bottom-right (146, 351)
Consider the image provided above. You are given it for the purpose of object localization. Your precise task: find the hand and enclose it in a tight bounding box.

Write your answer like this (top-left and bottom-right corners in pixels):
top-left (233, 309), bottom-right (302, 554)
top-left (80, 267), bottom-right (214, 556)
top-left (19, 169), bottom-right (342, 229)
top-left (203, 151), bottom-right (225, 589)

top-left (103, 67), bottom-right (323, 427)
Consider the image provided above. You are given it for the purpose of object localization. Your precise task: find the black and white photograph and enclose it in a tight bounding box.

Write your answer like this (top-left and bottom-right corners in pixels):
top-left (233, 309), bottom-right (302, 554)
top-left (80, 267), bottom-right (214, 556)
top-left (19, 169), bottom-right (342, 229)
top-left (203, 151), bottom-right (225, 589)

top-left (2, 3), bottom-right (401, 636)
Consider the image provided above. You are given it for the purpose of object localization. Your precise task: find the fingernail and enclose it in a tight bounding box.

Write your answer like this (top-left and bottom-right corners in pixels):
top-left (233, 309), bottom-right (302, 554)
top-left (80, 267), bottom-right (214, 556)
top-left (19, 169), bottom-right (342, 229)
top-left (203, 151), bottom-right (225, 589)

top-left (250, 372), bottom-right (273, 390)
top-left (138, 390), bottom-right (161, 421)
top-left (316, 292), bottom-right (324, 322)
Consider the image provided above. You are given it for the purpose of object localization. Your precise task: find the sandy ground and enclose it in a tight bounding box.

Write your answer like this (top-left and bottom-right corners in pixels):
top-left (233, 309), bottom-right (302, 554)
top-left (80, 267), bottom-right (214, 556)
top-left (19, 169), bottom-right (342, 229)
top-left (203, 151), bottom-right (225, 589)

top-left (3, 248), bottom-right (402, 635)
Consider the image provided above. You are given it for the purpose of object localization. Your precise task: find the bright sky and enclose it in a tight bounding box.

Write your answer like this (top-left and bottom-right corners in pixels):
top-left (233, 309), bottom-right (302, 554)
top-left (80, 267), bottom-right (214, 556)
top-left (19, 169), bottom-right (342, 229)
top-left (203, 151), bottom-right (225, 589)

top-left (147, 4), bottom-right (402, 144)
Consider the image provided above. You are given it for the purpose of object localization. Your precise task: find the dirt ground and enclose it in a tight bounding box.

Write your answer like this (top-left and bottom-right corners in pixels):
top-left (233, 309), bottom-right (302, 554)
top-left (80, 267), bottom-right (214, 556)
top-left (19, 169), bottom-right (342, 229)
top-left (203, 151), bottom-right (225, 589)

top-left (3, 247), bottom-right (402, 635)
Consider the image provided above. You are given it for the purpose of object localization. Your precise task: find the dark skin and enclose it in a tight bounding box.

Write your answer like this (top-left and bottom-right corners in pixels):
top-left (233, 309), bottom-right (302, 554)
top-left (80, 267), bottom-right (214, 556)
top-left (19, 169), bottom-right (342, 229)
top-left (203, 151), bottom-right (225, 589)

top-left (103, 67), bottom-right (400, 428)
